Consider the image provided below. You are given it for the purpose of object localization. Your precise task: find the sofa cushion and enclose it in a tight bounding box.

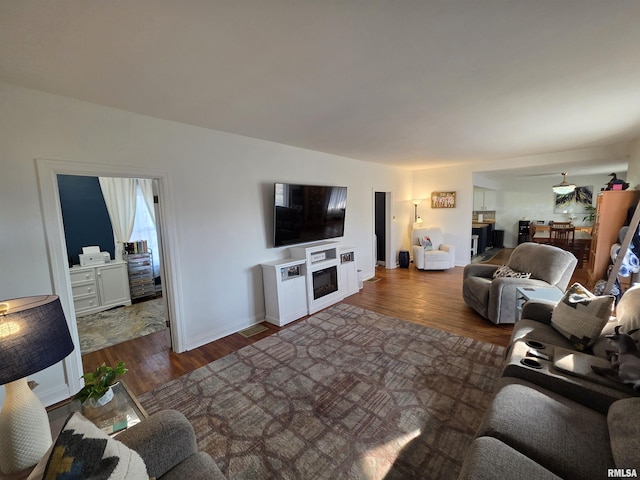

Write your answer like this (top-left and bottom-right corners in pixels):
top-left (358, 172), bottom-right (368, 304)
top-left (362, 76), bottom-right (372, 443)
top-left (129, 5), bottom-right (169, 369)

top-left (493, 265), bottom-right (531, 279)
top-left (457, 436), bottom-right (563, 480)
top-left (551, 283), bottom-right (614, 352)
top-left (477, 377), bottom-right (614, 480)
top-left (27, 412), bottom-right (148, 480)
top-left (509, 318), bottom-right (576, 351)
top-left (608, 398), bottom-right (640, 469)
top-left (617, 285), bottom-right (640, 338)
top-left (507, 243), bottom-right (576, 287)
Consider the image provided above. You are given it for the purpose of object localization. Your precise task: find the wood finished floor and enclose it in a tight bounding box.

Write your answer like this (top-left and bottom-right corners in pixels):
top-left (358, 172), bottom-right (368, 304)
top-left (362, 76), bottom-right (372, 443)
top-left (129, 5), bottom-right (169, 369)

top-left (82, 248), bottom-right (589, 398)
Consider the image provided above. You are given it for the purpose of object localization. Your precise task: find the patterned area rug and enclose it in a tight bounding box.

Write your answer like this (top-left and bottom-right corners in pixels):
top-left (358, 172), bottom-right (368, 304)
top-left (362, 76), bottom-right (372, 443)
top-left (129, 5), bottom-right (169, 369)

top-left (77, 297), bottom-right (166, 354)
top-left (139, 303), bottom-right (504, 480)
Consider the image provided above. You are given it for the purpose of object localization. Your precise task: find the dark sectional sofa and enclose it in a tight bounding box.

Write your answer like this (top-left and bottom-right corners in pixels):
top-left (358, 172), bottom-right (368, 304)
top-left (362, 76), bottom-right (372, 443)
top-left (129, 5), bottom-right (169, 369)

top-left (458, 285), bottom-right (640, 480)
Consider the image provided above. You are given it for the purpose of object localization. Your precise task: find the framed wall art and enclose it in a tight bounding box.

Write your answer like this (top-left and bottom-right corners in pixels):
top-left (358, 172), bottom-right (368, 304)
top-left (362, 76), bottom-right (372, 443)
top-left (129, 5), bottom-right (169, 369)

top-left (431, 191), bottom-right (456, 208)
top-left (554, 185), bottom-right (593, 214)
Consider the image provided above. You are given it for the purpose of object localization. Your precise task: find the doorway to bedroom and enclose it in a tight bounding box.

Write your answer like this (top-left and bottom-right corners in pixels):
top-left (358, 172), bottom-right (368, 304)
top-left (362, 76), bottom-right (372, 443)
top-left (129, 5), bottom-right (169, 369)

top-left (57, 174), bottom-right (170, 356)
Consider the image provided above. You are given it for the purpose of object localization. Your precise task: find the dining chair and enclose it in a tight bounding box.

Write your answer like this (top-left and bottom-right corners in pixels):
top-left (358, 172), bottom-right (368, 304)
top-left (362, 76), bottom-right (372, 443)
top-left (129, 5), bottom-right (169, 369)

top-left (550, 225), bottom-right (575, 250)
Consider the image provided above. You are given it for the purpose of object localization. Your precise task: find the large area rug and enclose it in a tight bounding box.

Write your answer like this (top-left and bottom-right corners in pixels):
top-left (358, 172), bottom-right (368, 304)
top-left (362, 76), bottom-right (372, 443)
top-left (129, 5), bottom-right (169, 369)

top-left (139, 303), bottom-right (505, 479)
top-left (77, 297), bottom-right (166, 354)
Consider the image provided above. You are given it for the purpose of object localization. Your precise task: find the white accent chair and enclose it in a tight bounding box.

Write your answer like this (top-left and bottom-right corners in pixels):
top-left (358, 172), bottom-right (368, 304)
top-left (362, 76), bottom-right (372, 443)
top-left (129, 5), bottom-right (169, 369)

top-left (412, 227), bottom-right (456, 270)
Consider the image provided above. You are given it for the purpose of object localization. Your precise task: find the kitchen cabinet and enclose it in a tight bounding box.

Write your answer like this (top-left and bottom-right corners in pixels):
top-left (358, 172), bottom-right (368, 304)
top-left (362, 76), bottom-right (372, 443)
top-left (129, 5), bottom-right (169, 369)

top-left (473, 189), bottom-right (496, 211)
top-left (472, 224), bottom-right (490, 255)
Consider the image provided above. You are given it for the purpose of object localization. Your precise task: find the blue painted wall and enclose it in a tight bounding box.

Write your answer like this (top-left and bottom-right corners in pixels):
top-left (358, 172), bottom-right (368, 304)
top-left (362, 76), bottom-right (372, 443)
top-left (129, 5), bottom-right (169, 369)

top-left (57, 175), bottom-right (115, 266)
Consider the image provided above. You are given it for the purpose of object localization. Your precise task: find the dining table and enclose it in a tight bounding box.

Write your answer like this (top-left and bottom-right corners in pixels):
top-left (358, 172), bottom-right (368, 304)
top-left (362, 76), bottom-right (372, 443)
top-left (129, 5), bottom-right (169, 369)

top-left (531, 230), bottom-right (591, 267)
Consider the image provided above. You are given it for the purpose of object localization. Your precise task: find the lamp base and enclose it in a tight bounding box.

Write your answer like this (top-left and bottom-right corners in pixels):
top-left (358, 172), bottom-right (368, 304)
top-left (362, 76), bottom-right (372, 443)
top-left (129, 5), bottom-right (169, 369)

top-left (0, 379), bottom-right (52, 474)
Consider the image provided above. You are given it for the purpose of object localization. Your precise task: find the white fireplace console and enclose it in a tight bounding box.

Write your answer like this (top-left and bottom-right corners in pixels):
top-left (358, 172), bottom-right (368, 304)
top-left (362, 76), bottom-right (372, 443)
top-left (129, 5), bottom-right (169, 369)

top-left (339, 247), bottom-right (359, 297)
top-left (290, 241), bottom-right (344, 314)
top-left (261, 258), bottom-right (308, 326)
top-left (262, 241), bottom-right (359, 323)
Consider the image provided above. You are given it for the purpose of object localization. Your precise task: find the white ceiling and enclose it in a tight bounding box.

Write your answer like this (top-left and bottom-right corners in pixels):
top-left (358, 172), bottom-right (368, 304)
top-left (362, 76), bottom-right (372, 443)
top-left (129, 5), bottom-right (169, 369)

top-left (1, 1), bottom-right (639, 175)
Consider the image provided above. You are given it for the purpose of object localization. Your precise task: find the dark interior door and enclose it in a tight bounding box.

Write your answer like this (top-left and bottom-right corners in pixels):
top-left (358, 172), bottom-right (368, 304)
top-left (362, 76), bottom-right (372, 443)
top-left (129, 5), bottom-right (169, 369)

top-left (375, 192), bottom-right (386, 264)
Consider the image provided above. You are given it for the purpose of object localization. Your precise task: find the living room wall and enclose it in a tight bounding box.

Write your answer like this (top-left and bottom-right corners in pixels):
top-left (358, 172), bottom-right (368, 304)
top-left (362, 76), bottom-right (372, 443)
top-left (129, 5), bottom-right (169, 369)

top-left (57, 174), bottom-right (116, 265)
top-left (410, 143), bottom-right (640, 262)
top-left (0, 82), bottom-right (412, 406)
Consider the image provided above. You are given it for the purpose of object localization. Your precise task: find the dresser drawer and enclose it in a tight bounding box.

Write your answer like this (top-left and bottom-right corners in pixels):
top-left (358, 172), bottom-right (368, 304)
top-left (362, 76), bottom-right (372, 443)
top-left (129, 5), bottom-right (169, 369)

top-left (74, 294), bottom-right (99, 313)
top-left (69, 268), bottom-right (95, 284)
top-left (71, 282), bottom-right (97, 298)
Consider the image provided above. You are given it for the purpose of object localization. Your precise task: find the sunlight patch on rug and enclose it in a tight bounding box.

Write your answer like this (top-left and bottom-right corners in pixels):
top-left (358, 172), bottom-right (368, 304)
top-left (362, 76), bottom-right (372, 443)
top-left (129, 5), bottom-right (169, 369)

top-left (139, 303), bottom-right (504, 480)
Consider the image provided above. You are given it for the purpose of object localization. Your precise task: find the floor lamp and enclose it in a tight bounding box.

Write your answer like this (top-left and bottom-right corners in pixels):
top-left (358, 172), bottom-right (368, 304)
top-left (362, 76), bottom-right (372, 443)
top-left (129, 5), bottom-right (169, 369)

top-left (0, 295), bottom-right (75, 474)
top-left (412, 199), bottom-right (422, 222)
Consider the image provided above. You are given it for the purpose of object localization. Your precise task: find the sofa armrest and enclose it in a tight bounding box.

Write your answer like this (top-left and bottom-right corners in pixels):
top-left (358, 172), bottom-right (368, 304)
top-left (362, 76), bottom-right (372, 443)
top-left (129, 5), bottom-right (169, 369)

top-left (412, 245), bottom-right (424, 270)
top-left (441, 244), bottom-right (456, 267)
top-left (487, 278), bottom-right (556, 324)
top-left (117, 410), bottom-right (201, 479)
top-left (520, 299), bottom-right (557, 325)
top-left (463, 263), bottom-right (498, 280)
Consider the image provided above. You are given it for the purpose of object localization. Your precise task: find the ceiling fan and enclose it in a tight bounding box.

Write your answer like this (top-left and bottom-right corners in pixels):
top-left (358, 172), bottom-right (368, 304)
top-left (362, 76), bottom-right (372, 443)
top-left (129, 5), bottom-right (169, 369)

top-left (552, 172), bottom-right (576, 194)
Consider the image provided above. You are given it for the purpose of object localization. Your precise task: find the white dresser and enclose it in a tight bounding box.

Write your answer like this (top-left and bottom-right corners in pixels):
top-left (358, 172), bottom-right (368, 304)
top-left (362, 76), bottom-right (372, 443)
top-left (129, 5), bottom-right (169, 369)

top-left (69, 261), bottom-right (131, 317)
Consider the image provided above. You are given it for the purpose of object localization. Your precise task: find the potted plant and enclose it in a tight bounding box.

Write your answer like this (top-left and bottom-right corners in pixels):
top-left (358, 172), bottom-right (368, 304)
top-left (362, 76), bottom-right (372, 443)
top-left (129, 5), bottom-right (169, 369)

top-left (74, 361), bottom-right (128, 407)
top-left (582, 205), bottom-right (596, 224)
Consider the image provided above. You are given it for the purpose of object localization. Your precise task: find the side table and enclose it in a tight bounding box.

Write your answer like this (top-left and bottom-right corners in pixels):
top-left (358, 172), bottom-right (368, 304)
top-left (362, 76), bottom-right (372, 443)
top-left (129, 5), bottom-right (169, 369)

top-left (48, 381), bottom-right (147, 438)
top-left (515, 286), bottom-right (563, 321)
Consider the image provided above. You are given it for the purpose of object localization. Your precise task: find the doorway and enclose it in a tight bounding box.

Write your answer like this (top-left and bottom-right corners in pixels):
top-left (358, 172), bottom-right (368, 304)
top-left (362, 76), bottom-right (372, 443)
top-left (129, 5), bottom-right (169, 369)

top-left (36, 159), bottom-right (184, 393)
top-left (374, 191), bottom-right (393, 269)
top-left (375, 192), bottom-right (386, 266)
top-left (57, 174), bottom-right (170, 355)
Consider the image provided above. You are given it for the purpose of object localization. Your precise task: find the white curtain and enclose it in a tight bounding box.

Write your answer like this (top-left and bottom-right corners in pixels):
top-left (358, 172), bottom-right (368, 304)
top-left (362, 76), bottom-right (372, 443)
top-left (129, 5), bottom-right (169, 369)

top-left (138, 178), bottom-right (156, 224)
top-left (130, 180), bottom-right (161, 276)
top-left (98, 177), bottom-right (137, 260)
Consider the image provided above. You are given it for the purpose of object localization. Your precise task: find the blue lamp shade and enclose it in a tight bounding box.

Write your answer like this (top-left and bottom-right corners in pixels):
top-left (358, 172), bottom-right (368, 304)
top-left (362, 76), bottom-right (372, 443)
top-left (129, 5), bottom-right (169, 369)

top-left (0, 295), bottom-right (75, 385)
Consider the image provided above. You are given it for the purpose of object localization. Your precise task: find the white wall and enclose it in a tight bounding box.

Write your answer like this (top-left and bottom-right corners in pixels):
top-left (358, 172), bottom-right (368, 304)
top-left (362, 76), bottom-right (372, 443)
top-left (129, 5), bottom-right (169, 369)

top-left (0, 83), bottom-right (411, 406)
top-left (628, 137), bottom-right (640, 190)
top-left (411, 165), bottom-right (474, 266)
top-left (410, 142), bottom-right (640, 262)
top-left (493, 173), bottom-right (604, 247)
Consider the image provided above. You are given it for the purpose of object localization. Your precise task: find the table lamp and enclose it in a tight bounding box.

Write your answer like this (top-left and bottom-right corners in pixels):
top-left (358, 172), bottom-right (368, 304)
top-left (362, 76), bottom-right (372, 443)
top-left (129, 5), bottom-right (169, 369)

top-left (0, 295), bottom-right (75, 474)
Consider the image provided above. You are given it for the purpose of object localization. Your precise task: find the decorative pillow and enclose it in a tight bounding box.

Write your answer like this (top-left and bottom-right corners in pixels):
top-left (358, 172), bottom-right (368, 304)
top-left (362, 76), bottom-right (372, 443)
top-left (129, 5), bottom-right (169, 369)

top-left (420, 236), bottom-right (433, 251)
top-left (492, 265), bottom-right (531, 279)
top-left (551, 283), bottom-right (614, 351)
top-left (27, 412), bottom-right (149, 480)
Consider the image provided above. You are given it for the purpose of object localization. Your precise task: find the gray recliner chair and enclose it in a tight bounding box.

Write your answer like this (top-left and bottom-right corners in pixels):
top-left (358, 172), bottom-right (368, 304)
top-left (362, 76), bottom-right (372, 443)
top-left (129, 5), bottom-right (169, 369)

top-left (117, 410), bottom-right (224, 479)
top-left (462, 242), bottom-right (577, 324)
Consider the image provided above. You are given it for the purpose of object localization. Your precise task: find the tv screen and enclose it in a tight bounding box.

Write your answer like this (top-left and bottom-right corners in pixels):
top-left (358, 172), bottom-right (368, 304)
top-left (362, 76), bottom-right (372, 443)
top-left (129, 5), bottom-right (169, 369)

top-left (274, 183), bottom-right (347, 247)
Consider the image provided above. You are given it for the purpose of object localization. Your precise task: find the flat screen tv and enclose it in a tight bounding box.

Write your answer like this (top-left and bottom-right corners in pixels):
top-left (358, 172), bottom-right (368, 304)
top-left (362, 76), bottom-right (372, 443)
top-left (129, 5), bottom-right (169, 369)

top-left (273, 183), bottom-right (347, 247)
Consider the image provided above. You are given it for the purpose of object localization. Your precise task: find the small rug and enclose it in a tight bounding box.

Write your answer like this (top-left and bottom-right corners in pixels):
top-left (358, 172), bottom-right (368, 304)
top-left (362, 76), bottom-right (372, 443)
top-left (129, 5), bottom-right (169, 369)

top-left (238, 324), bottom-right (269, 338)
top-left (364, 277), bottom-right (381, 283)
top-left (471, 247), bottom-right (503, 264)
top-left (77, 297), bottom-right (167, 354)
top-left (139, 303), bottom-right (504, 479)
